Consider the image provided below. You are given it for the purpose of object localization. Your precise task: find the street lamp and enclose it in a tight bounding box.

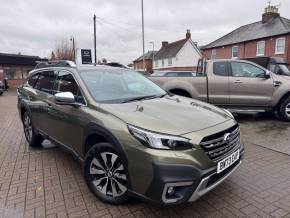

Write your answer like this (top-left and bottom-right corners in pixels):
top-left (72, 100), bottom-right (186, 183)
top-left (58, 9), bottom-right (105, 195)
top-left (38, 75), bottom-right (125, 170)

top-left (149, 41), bottom-right (154, 70)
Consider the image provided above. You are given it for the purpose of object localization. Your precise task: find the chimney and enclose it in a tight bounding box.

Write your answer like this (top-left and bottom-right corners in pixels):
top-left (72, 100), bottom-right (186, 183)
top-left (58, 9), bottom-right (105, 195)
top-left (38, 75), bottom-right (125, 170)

top-left (186, 29), bottom-right (191, 39)
top-left (162, 41), bottom-right (168, 47)
top-left (262, 5), bottom-right (280, 23)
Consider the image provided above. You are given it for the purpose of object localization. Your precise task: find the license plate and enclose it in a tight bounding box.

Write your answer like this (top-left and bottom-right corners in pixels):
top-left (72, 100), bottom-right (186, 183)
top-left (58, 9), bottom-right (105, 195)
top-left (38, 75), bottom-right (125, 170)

top-left (217, 149), bottom-right (240, 174)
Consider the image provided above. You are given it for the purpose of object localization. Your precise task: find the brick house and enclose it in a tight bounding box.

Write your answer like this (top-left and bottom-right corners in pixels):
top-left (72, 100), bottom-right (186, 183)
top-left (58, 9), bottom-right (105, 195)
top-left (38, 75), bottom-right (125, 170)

top-left (154, 30), bottom-right (202, 71)
top-left (0, 53), bottom-right (47, 87)
top-left (202, 5), bottom-right (290, 63)
top-left (133, 51), bottom-right (157, 74)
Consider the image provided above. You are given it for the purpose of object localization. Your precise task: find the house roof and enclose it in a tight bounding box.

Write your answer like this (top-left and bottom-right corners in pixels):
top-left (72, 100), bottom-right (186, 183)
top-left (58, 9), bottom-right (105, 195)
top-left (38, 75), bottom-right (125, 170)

top-left (155, 39), bottom-right (188, 60)
top-left (0, 53), bottom-right (47, 66)
top-left (133, 51), bottom-right (157, 62)
top-left (203, 16), bottom-right (290, 49)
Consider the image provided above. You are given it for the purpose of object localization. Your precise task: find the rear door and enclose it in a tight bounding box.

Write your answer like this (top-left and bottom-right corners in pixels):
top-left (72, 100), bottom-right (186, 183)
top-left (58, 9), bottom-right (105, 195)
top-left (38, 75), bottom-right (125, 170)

top-left (229, 61), bottom-right (274, 106)
top-left (31, 70), bottom-right (57, 133)
top-left (207, 62), bottom-right (230, 105)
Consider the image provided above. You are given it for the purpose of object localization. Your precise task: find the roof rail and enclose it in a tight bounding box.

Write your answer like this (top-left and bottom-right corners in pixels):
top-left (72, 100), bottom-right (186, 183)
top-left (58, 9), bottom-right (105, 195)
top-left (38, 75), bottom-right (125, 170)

top-left (35, 60), bottom-right (76, 69)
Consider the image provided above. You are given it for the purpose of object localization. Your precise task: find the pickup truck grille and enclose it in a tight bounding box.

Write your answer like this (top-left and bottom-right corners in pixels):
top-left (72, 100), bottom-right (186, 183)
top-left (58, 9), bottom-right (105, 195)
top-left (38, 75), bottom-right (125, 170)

top-left (200, 124), bottom-right (240, 162)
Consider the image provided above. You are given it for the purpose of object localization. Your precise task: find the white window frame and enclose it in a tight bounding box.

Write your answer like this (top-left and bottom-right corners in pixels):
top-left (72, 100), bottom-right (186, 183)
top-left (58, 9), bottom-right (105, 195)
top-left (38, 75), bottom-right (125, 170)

top-left (161, 59), bottom-right (164, 67)
top-left (256, 41), bottom-right (265, 56)
top-left (275, 37), bottom-right (285, 54)
top-left (211, 49), bottom-right (217, 60)
top-left (232, 46), bottom-right (239, 59)
top-left (168, 58), bottom-right (172, 66)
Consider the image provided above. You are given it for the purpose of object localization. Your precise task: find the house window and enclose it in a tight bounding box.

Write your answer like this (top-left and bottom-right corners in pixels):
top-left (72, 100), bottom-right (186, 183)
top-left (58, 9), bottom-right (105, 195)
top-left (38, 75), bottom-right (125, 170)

top-left (275, 38), bottom-right (285, 54)
top-left (155, 60), bottom-right (159, 68)
top-left (211, 49), bottom-right (217, 60)
top-left (232, 46), bottom-right (238, 59)
top-left (161, 59), bottom-right (164, 67)
top-left (168, 58), bottom-right (172, 66)
top-left (256, 41), bottom-right (265, 56)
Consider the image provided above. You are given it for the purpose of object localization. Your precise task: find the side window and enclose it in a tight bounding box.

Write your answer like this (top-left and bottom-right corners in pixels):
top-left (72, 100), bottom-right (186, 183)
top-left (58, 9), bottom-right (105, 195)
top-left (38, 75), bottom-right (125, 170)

top-left (54, 71), bottom-right (85, 104)
top-left (34, 71), bottom-right (56, 94)
top-left (231, 62), bottom-right (265, 78)
top-left (213, 62), bottom-right (228, 76)
top-left (28, 73), bottom-right (39, 87)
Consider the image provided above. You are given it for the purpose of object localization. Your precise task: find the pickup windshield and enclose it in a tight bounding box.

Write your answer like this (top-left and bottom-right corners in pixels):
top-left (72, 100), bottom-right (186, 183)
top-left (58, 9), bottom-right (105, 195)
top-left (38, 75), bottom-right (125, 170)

top-left (79, 68), bottom-right (166, 103)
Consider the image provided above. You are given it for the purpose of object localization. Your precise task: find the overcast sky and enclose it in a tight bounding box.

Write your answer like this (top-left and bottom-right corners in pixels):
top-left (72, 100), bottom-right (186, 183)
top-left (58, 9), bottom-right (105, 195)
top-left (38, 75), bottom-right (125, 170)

top-left (0, 0), bottom-right (289, 64)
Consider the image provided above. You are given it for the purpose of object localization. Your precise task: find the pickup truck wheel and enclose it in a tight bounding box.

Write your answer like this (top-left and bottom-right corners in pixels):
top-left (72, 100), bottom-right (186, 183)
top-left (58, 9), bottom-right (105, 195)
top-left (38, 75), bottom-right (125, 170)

top-left (279, 96), bottom-right (290, 122)
top-left (84, 143), bottom-right (130, 204)
top-left (22, 112), bottom-right (44, 147)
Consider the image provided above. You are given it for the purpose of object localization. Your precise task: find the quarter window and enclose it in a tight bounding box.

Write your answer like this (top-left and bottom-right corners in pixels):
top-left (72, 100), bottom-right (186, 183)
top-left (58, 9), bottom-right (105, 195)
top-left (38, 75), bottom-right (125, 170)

top-left (28, 73), bottom-right (39, 87)
top-left (34, 71), bottom-right (56, 94)
top-left (213, 62), bottom-right (228, 76)
top-left (232, 46), bottom-right (239, 59)
top-left (256, 41), bottom-right (265, 56)
top-left (231, 62), bottom-right (265, 78)
top-left (275, 38), bottom-right (285, 54)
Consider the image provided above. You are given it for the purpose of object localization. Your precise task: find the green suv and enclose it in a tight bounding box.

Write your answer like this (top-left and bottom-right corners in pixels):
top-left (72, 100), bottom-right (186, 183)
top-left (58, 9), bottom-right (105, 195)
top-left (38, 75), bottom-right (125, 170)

top-left (17, 61), bottom-right (244, 205)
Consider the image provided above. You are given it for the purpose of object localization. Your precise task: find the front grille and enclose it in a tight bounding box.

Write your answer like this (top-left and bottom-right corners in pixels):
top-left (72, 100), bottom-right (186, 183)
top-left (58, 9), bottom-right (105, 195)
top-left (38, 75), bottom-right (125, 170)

top-left (200, 124), bottom-right (240, 162)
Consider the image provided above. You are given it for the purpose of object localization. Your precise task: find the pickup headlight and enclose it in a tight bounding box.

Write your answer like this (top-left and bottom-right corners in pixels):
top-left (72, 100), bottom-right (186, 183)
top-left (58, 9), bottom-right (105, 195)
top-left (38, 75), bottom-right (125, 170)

top-left (128, 125), bottom-right (192, 150)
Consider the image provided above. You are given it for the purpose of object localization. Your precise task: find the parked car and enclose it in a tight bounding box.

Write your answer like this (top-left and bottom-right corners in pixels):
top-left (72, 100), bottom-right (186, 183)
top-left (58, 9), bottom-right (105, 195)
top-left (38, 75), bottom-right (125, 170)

top-left (243, 57), bottom-right (290, 76)
top-left (17, 61), bottom-right (243, 205)
top-left (0, 80), bottom-right (4, 95)
top-left (150, 59), bottom-right (290, 121)
top-left (151, 71), bottom-right (196, 77)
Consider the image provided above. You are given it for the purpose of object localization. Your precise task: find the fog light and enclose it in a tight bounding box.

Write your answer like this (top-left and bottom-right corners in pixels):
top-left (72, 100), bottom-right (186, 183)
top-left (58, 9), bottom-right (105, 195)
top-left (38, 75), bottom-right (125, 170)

top-left (167, 186), bottom-right (174, 194)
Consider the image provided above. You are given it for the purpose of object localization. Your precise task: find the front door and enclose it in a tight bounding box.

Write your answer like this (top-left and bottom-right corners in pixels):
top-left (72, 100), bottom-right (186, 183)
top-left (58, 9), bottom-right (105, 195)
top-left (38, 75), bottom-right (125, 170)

top-left (229, 62), bottom-right (274, 106)
top-left (46, 70), bottom-right (88, 155)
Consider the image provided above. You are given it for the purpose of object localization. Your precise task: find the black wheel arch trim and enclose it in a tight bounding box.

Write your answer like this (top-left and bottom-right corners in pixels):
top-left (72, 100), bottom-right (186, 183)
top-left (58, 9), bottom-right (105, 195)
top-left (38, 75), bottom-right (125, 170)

top-left (82, 122), bottom-right (128, 165)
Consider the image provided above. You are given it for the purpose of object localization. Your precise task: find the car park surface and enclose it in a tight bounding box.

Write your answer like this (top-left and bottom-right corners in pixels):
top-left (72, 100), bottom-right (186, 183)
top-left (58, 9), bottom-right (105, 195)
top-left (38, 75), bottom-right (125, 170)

top-left (1, 92), bottom-right (290, 217)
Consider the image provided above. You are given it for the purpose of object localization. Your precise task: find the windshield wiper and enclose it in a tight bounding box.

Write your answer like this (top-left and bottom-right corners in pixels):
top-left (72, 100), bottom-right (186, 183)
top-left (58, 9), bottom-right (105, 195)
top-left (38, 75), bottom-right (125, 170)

top-left (122, 94), bottom-right (165, 103)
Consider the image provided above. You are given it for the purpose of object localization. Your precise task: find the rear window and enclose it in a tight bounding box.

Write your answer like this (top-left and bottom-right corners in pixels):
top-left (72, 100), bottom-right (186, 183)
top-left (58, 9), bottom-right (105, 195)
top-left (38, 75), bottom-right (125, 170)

top-left (213, 62), bottom-right (228, 76)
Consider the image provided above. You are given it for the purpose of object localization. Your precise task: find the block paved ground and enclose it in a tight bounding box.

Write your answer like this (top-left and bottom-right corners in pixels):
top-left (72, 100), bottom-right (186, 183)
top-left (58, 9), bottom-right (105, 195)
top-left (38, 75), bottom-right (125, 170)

top-left (1, 91), bottom-right (290, 218)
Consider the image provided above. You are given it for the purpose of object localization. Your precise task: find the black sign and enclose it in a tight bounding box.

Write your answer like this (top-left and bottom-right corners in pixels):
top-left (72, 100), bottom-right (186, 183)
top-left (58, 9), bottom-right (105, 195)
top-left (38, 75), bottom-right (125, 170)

top-left (81, 49), bottom-right (92, 64)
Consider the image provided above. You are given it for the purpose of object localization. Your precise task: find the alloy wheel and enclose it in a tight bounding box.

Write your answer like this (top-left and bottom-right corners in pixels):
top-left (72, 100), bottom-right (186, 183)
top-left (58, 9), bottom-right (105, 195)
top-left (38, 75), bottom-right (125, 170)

top-left (23, 114), bottom-right (33, 143)
top-left (89, 152), bottom-right (127, 197)
top-left (286, 103), bottom-right (290, 118)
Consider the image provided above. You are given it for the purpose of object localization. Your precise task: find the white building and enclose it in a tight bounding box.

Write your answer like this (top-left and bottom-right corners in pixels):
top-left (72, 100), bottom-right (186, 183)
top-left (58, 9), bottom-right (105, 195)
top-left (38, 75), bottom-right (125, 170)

top-left (154, 30), bottom-right (202, 71)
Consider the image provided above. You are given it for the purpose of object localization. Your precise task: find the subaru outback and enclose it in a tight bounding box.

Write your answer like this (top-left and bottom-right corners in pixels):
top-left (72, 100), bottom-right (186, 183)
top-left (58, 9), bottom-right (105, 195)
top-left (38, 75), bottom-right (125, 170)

top-left (17, 61), bottom-right (244, 205)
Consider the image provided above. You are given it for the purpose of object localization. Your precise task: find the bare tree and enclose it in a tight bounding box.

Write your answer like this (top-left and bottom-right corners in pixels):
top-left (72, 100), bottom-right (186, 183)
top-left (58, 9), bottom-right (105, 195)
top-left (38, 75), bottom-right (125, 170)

top-left (51, 39), bottom-right (74, 61)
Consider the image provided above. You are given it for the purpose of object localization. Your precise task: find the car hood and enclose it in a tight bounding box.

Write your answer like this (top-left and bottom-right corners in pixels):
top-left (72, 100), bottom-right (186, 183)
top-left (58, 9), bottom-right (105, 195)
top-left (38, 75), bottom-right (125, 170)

top-left (101, 96), bottom-right (232, 135)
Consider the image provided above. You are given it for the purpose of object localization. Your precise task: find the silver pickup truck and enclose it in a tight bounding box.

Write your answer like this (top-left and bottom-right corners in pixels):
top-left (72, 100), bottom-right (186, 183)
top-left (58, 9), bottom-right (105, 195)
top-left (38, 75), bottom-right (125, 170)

top-left (150, 59), bottom-right (290, 121)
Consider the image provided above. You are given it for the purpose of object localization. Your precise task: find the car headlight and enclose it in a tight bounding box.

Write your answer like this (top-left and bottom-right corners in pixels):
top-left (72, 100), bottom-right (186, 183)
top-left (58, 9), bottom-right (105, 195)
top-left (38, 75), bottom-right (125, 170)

top-left (223, 109), bottom-right (234, 119)
top-left (128, 125), bottom-right (192, 150)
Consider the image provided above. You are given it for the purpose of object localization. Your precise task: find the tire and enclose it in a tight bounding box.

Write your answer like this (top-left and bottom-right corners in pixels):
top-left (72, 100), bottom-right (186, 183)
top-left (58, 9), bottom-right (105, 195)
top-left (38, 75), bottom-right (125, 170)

top-left (278, 96), bottom-right (290, 122)
top-left (84, 143), bottom-right (130, 204)
top-left (22, 111), bottom-right (44, 147)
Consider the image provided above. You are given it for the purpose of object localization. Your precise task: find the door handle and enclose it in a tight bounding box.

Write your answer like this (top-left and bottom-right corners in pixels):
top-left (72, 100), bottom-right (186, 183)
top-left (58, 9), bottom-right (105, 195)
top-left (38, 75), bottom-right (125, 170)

top-left (234, 80), bottom-right (242, 84)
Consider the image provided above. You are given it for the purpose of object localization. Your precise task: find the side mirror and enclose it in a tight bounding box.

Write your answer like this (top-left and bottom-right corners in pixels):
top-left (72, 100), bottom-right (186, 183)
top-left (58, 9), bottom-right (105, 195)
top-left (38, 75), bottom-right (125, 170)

top-left (265, 71), bottom-right (271, 79)
top-left (55, 92), bottom-right (75, 104)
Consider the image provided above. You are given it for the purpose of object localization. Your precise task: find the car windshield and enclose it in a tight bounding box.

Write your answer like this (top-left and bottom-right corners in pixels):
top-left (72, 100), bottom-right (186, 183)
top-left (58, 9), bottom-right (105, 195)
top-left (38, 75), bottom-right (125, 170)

top-left (279, 64), bottom-right (290, 76)
top-left (79, 68), bottom-right (167, 103)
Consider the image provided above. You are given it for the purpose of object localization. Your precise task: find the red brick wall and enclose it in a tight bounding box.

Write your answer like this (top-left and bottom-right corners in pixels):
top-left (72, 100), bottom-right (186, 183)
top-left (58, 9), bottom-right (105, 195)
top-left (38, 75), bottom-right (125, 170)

top-left (203, 34), bottom-right (290, 61)
top-left (133, 59), bottom-right (153, 73)
top-left (8, 79), bottom-right (25, 88)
